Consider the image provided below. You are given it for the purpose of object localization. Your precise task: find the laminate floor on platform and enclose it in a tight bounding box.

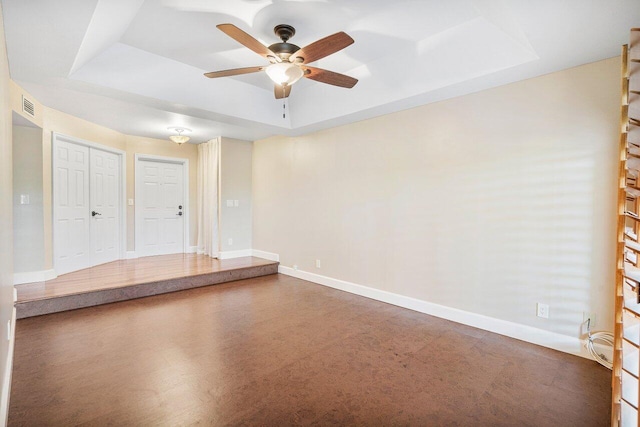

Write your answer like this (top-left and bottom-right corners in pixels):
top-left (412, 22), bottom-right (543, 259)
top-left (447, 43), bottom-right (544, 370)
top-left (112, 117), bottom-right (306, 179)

top-left (16, 254), bottom-right (275, 302)
top-left (9, 274), bottom-right (611, 426)
top-left (14, 254), bottom-right (279, 319)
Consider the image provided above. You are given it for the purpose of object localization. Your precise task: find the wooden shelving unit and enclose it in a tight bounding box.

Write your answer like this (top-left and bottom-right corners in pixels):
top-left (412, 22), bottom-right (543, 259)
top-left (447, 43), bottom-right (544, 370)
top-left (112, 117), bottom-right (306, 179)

top-left (614, 28), bottom-right (640, 427)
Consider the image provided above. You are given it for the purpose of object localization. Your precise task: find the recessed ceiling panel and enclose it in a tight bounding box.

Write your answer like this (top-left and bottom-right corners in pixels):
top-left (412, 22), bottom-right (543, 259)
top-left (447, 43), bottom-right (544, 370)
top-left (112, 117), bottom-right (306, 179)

top-left (291, 16), bottom-right (539, 128)
top-left (70, 42), bottom-right (287, 126)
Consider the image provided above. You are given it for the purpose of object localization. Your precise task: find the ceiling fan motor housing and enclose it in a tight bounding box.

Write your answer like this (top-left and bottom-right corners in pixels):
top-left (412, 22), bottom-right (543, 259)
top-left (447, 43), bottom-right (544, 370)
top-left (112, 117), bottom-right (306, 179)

top-left (268, 42), bottom-right (300, 59)
top-left (270, 25), bottom-right (300, 60)
top-left (269, 24), bottom-right (300, 59)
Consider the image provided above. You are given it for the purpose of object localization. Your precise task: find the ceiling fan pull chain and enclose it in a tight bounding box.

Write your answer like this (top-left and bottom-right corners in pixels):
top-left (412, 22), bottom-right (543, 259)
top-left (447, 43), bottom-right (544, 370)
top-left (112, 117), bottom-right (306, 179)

top-left (283, 86), bottom-right (286, 118)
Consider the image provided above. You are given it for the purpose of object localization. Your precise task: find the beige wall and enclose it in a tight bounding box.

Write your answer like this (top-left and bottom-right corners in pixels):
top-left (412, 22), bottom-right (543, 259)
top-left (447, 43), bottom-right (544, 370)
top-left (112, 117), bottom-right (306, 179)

top-left (253, 58), bottom-right (619, 339)
top-left (10, 81), bottom-right (43, 129)
top-left (12, 125), bottom-right (44, 273)
top-left (0, 3), bottom-right (14, 419)
top-left (220, 137), bottom-right (252, 252)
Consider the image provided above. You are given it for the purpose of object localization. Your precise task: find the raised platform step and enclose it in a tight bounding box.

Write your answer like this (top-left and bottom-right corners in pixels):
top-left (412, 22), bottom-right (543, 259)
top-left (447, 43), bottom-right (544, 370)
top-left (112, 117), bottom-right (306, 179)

top-left (15, 254), bottom-right (279, 319)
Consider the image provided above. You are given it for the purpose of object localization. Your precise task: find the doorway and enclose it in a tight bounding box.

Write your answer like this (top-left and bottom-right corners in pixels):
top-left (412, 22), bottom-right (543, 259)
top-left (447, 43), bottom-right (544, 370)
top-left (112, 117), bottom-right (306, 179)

top-left (135, 154), bottom-right (189, 257)
top-left (12, 113), bottom-right (45, 283)
top-left (52, 133), bottom-right (125, 275)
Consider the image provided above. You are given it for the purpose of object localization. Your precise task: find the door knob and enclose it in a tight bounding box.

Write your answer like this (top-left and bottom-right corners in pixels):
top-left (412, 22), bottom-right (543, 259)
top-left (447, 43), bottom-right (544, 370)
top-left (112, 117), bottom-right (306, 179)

top-left (92, 211), bottom-right (101, 217)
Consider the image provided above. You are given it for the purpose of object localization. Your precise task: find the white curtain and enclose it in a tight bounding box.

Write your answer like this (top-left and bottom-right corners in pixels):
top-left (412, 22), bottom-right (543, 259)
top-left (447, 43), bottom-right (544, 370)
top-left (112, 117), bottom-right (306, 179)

top-left (196, 138), bottom-right (220, 257)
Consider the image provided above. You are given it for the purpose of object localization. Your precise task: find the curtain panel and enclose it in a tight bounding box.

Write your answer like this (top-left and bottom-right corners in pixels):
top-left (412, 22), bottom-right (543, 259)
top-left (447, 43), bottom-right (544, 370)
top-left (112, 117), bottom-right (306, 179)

top-left (196, 138), bottom-right (220, 257)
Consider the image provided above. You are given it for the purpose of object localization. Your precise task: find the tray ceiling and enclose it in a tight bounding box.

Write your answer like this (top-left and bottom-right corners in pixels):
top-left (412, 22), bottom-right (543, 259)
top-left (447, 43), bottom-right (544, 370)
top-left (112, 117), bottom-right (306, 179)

top-left (2, 0), bottom-right (639, 142)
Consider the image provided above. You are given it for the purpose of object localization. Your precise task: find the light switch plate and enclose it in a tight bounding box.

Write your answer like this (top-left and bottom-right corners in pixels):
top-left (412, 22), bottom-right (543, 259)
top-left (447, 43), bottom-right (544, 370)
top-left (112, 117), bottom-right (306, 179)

top-left (20, 194), bottom-right (29, 205)
top-left (226, 200), bottom-right (233, 207)
top-left (128, 199), bottom-right (134, 206)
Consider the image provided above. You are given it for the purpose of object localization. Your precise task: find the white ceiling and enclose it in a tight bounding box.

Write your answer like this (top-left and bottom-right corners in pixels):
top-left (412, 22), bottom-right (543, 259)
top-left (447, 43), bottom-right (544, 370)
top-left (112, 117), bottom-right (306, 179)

top-left (2, 0), bottom-right (639, 143)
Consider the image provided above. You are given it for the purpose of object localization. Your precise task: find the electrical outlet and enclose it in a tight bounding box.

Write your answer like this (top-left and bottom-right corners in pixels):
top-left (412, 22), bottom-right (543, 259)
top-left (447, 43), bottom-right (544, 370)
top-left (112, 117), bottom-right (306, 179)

top-left (227, 238), bottom-right (233, 246)
top-left (583, 312), bottom-right (596, 328)
top-left (315, 259), bottom-right (321, 268)
top-left (293, 265), bottom-right (298, 271)
top-left (536, 303), bottom-right (549, 319)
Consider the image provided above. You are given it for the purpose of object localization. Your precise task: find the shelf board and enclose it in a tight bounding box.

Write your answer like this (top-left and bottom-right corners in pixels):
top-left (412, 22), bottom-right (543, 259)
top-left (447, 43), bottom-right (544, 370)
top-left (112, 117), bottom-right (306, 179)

top-left (626, 239), bottom-right (640, 253)
top-left (625, 212), bottom-right (640, 222)
top-left (624, 336), bottom-right (640, 349)
top-left (624, 307), bottom-right (640, 319)
top-left (622, 396), bottom-right (639, 411)
top-left (626, 187), bottom-right (640, 197)
top-left (622, 365), bottom-right (640, 380)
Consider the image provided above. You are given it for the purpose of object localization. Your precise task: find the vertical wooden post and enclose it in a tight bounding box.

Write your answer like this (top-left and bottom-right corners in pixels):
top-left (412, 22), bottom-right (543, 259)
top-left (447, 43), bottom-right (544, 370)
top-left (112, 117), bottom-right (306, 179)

top-left (612, 44), bottom-right (628, 427)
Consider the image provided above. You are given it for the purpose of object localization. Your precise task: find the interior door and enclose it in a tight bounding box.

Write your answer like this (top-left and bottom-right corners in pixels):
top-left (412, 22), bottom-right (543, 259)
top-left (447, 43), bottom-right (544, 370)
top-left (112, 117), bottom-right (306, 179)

top-left (54, 136), bottom-right (122, 276)
top-left (54, 140), bottom-right (91, 275)
top-left (90, 148), bottom-right (120, 266)
top-left (138, 160), bottom-right (184, 256)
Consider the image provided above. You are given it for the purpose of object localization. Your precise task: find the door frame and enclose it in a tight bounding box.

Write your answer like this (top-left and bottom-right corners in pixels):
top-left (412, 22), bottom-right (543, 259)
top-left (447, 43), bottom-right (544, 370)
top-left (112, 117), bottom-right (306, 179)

top-left (51, 132), bottom-right (127, 272)
top-left (134, 153), bottom-right (190, 256)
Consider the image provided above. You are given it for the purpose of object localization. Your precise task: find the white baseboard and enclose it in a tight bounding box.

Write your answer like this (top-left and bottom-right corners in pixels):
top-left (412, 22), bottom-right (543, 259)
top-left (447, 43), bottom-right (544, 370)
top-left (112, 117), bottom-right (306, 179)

top-left (128, 247), bottom-right (197, 258)
top-left (278, 265), bottom-right (592, 360)
top-left (251, 249), bottom-right (280, 262)
top-left (13, 269), bottom-right (57, 285)
top-left (218, 249), bottom-right (253, 260)
top-left (0, 307), bottom-right (16, 425)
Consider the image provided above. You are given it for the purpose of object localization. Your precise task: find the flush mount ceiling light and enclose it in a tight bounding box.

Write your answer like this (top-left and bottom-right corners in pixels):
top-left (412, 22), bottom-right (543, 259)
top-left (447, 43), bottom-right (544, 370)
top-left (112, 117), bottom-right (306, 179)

top-left (168, 127), bottom-right (191, 144)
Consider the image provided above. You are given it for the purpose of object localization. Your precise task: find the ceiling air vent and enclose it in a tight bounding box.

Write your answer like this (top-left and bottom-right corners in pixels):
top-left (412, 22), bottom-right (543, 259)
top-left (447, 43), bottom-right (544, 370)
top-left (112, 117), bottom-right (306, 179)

top-left (22, 95), bottom-right (35, 118)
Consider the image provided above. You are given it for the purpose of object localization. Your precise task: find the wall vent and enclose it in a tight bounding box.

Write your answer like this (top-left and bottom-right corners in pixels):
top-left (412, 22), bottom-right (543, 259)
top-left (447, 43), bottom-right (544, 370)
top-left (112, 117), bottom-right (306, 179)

top-left (22, 95), bottom-right (35, 118)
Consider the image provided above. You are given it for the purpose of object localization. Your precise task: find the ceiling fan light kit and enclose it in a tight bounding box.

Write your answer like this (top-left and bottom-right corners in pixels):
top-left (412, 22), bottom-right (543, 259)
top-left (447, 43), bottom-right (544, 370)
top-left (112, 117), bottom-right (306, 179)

top-left (265, 62), bottom-right (304, 86)
top-left (205, 23), bottom-right (358, 100)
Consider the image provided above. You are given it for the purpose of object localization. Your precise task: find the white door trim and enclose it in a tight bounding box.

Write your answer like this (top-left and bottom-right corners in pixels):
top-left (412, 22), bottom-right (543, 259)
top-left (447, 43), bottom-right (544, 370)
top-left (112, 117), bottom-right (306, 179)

top-left (52, 133), bottom-right (127, 271)
top-left (134, 153), bottom-right (190, 255)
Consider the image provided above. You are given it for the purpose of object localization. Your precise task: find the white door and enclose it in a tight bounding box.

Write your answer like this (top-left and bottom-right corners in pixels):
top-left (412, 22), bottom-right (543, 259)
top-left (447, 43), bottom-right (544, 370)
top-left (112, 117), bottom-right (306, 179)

top-left (137, 160), bottom-right (184, 256)
top-left (90, 148), bottom-right (120, 266)
top-left (54, 140), bottom-right (91, 275)
top-left (54, 137), bottom-right (122, 275)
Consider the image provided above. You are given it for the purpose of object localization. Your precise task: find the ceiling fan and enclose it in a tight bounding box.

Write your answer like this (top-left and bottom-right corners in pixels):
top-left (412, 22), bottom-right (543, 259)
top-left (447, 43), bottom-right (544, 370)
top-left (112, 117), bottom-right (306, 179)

top-left (204, 23), bottom-right (358, 99)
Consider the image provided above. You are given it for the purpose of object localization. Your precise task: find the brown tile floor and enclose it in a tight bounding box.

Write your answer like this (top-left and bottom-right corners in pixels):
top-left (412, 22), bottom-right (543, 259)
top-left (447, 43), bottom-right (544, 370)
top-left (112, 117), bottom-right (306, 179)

top-left (9, 274), bottom-right (611, 426)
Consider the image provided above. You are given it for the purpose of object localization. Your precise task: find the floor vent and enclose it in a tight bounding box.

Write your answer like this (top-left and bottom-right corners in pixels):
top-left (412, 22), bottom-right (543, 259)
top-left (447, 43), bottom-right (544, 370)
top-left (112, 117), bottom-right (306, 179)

top-left (22, 95), bottom-right (35, 118)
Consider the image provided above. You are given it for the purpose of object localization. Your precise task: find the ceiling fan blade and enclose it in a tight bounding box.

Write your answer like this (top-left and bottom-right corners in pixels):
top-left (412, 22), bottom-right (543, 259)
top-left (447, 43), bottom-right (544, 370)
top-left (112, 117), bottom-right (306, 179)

top-left (302, 66), bottom-right (358, 88)
top-left (274, 84), bottom-right (292, 99)
top-left (204, 66), bottom-right (264, 78)
top-left (291, 32), bottom-right (354, 64)
top-left (217, 23), bottom-right (276, 59)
